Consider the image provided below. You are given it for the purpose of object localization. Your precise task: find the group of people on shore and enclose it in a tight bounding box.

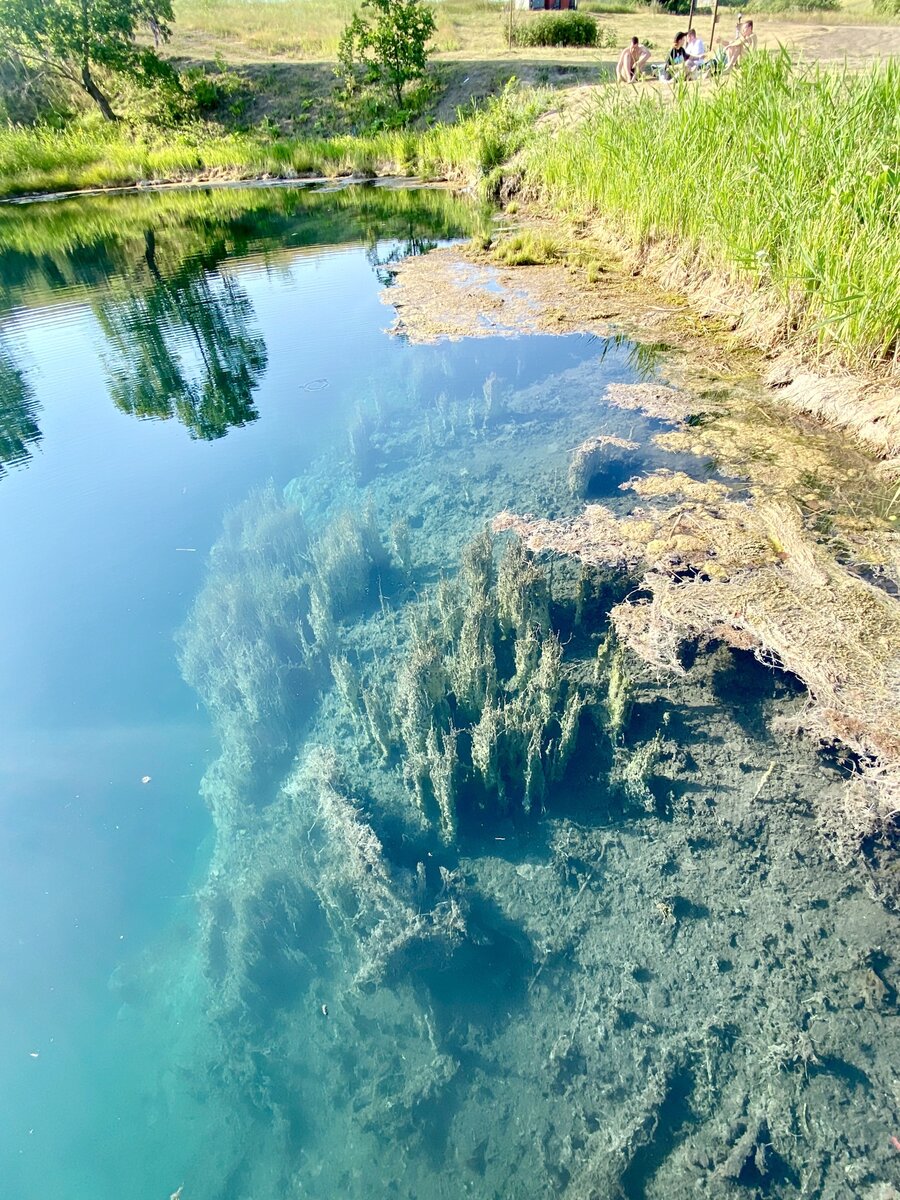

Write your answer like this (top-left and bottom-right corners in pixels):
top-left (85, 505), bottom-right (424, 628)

top-left (615, 16), bottom-right (757, 84)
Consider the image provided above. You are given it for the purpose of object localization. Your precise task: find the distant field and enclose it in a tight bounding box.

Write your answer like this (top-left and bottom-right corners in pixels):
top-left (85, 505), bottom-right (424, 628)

top-left (170, 0), bottom-right (900, 66)
top-left (170, 0), bottom-right (512, 60)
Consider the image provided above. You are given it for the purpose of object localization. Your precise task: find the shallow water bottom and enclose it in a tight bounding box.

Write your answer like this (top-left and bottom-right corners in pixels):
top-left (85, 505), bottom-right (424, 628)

top-left (96, 651), bottom-right (900, 1200)
top-left (0, 183), bottom-right (898, 1200)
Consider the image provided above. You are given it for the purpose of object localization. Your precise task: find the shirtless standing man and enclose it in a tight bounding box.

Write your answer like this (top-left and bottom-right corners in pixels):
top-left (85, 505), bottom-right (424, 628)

top-left (616, 36), bottom-right (651, 83)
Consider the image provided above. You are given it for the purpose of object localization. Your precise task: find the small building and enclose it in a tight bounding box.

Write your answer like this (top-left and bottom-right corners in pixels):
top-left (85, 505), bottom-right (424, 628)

top-left (516, 0), bottom-right (578, 9)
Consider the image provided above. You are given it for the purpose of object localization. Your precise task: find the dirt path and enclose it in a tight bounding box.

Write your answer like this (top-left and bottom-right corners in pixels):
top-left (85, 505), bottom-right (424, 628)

top-left (792, 21), bottom-right (900, 64)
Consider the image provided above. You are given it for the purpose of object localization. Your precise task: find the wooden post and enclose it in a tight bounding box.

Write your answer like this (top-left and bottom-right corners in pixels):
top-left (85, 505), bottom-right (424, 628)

top-left (709, 0), bottom-right (720, 49)
top-left (687, 0), bottom-right (696, 34)
top-left (507, 0), bottom-right (515, 50)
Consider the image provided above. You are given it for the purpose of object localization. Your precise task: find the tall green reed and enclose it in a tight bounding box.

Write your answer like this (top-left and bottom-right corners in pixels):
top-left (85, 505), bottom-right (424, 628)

top-left (522, 52), bottom-right (900, 366)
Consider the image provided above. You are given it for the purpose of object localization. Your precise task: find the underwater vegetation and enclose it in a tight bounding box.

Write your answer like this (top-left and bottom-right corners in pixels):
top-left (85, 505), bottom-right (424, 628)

top-left (180, 475), bottom-right (634, 843)
top-left (180, 483), bottom-right (644, 1029)
top-left (497, 464), bottom-right (900, 848)
top-left (333, 532), bottom-right (589, 842)
top-left (167, 350), bottom-right (900, 1200)
top-left (177, 485), bottom-right (404, 822)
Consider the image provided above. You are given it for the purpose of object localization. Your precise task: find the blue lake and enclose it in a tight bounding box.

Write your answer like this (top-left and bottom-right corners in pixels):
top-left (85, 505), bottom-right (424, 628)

top-left (1, 183), bottom-right (897, 1200)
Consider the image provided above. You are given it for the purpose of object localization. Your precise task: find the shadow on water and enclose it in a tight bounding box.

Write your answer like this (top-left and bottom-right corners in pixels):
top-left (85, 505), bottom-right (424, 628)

top-left (408, 894), bottom-right (534, 1038)
top-left (242, 880), bottom-right (332, 1016)
top-left (618, 1063), bottom-right (695, 1199)
top-left (710, 647), bottom-right (805, 740)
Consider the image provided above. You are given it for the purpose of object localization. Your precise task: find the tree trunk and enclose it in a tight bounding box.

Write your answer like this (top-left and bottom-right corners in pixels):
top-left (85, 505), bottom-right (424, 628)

top-left (81, 64), bottom-right (118, 121)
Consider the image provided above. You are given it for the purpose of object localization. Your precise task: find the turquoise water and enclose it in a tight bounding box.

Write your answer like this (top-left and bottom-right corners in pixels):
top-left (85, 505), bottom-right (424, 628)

top-left (1, 184), bottom-right (898, 1200)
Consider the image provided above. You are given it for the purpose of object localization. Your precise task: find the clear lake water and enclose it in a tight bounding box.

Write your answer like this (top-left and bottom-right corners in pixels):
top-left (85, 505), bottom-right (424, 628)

top-left (0, 182), bottom-right (898, 1200)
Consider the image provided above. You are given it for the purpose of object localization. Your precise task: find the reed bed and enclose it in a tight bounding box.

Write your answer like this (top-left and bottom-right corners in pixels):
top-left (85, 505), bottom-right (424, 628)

top-left (522, 53), bottom-right (900, 367)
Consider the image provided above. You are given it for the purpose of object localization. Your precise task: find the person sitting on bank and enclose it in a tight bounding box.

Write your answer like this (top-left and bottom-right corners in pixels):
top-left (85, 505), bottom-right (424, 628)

top-left (724, 19), bottom-right (756, 69)
top-left (663, 31), bottom-right (689, 79)
top-left (685, 27), bottom-right (706, 69)
top-left (616, 36), bottom-right (651, 83)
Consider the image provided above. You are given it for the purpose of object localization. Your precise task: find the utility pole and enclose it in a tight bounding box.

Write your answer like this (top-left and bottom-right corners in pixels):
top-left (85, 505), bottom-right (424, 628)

top-left (709, 0), bottom-right (720, 49)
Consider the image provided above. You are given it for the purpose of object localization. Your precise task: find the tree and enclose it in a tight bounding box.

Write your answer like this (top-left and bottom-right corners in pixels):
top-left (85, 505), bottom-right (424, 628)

top-left (337, 0), bottom-right (436, 109)
top-left (0, 0), bottom-right (176, 121)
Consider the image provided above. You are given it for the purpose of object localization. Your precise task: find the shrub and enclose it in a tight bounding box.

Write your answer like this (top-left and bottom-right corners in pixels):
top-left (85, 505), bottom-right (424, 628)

top-left (511, 12), bottom-right (599, 48)
top-left (337, 0), bottom-right (436, 108)
top-left (873, 0), bottom-right (900, 13)
top-left (755, 0), bottom-right (839, 10)
top-left (182, 58), bottom-right (252, 120)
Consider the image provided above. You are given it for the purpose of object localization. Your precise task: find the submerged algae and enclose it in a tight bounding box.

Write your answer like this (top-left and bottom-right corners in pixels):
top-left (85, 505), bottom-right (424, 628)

top-left (496, 453), bottom-right (900, 839)
top-left (155, 318), bottom-right (900, 1199)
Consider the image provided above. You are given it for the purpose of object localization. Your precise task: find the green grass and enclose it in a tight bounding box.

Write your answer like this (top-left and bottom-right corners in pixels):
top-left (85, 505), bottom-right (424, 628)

top-left (521, 53), bottom-right (900, 367)
top-left (171, 0), bottom-right (513, 60)
top-left (172, 0), bottom-right (363, 58)
top-left (491, 231), bottom-right (562, 265)
top-left (1, 57), bottom-right (898, 368)
top-left (0, 83), bottom-right (545, 198)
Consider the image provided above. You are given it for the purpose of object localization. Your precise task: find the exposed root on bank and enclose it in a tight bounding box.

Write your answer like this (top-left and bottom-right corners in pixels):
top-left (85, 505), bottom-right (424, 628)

top-left (494, 469), bottom-right (900, 835)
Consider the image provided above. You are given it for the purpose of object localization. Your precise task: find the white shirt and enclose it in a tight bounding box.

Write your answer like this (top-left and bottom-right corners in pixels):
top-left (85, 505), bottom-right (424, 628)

top-left (685, 35), bottom-right (706, 57)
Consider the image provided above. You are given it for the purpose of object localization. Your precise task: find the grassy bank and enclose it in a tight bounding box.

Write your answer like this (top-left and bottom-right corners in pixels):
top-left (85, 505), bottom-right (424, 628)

top-left (521, 53), bottom-right (900, 367)
top-left (2, 57), bottom-right (898, 368)
top-left (0, 83), bottom-right (542, 198)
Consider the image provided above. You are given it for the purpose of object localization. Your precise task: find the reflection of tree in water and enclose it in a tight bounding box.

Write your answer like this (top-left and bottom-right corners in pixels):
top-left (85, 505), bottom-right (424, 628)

top-left (96, 231), bottom-right (268, 441)
top-left (0, 186), bottom-right (479, 455)
top-left (367, 235), bottom-right (438, 288)
top-left (0, 337), bottom-right (40, 477)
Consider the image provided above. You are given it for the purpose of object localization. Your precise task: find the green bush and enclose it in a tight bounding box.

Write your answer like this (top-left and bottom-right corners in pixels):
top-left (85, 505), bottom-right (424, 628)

top-left (872, 0), bottom-right (898, 11)
top-left (511, 12), bottom-right (599, 47)
top-left (337, 0), bottom-right (436, 109)
top-left (755, 0), bottom-right (839, 11)
top-left (182, 58), bottom-right (252, 120)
